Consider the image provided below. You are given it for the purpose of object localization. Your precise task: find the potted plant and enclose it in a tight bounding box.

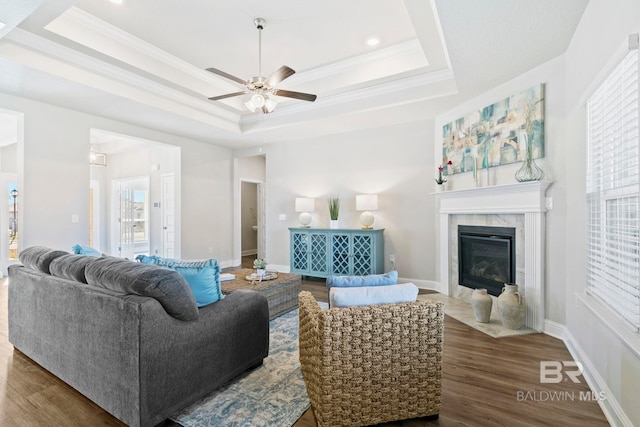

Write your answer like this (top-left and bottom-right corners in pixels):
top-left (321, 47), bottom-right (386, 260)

top-left (253, 258), bottom-right (267, 278)
top-left (328, 197), bottom-right (340, 229)
top-left (434, 165), bottom-right (447, 191)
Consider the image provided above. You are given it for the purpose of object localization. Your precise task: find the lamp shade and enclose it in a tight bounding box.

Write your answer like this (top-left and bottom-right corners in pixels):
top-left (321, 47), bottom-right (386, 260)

top-left (356, 194), bottom-right (378, 211)
top-left (295, 197), bottom-right (315, 212)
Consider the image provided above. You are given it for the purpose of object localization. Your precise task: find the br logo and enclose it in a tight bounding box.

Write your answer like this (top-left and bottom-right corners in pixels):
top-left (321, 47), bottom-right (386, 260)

top-left (540, 361), bottom-right (584, 383)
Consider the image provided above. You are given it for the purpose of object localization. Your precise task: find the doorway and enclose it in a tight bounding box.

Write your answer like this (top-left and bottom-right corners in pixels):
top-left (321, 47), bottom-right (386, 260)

top-left (0, 109), bottom-right (21, 276)
top-left (234, 155), bottom-right (266, 267)
top-left (90, 128), bottom-right (180, 258)
top-left (112, 177), bottom-right (150, 259)
top-left (241, 181), bottom-right (259, 259)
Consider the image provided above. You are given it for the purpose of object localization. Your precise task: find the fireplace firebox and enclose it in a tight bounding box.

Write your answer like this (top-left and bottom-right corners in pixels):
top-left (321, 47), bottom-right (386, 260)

top-left (458, 225), bottom-right (515, 297)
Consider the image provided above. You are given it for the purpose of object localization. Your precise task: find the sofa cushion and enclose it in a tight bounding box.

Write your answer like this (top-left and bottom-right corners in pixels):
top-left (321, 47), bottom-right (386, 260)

top-left (329, 283), bottom-right (419, 308)
top-left (19, 246), bottom-right (69, 274)
top-left (49, 254), bottom-right (96, 283)
top-left (136, 255), bottom-right (223, 307)
top-left (85, 257), bottom-right (199, 321)
top-left (326, 270), bottom-right (398, 288)
top-left (72, 244), bottom-right (102, 257)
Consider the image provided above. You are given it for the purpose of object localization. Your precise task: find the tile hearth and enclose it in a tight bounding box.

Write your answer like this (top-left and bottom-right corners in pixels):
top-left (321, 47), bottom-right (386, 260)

top-left (419, 292), bottom-right (537, 338)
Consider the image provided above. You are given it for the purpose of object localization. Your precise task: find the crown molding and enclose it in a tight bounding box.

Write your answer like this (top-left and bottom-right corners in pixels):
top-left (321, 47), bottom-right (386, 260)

top-left (289, 39), bottom-right (427, 85)
top-left (240, 67), bottom-right (456, 127)
top-left (46, 6), bottom-right (238, 93)
top-left (5, 28), bottom-right (241, 131)
top-left (45, 7), bottom-right (433, 106)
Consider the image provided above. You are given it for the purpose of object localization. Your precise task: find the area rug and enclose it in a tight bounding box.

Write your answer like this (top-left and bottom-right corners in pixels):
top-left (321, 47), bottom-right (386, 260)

top-left (170, 305), bottom-right (321, 427)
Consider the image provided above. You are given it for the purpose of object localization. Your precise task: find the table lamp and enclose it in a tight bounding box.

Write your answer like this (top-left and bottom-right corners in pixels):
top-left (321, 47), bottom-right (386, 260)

top-left (356, 194), bottom-right (378, 229)
top-left (295, 197), bottom-right (315, 228)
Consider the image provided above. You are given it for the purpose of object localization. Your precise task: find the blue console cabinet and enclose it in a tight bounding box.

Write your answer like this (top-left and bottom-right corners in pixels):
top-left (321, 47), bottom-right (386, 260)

top-left (289, 228), bottom-right (384, 278)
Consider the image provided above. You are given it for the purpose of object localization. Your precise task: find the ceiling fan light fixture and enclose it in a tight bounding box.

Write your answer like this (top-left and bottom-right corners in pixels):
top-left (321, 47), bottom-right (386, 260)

top-left (251, 93), bottom-right (266, 108)
top-left (206, 17), bottom-right (317, 113)
top-left (244, 98), bottom-right (257, 112)
top-left (264, 97), bottom-right (278, 113)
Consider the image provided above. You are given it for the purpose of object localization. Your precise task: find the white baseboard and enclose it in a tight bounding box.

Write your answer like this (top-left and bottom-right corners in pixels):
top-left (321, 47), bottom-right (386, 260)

top-left (219, 259), bottom-right (240, 269)
top-left (268, 264), bottom-right (291, 273)
top-left (563, 330), bottom-right (633, 427)
top-left (543, 319), bottom-right (566, 340)
top-left (241, 249), bottom-right (257, 256)
top-left (400, 277), bottom-right (446, 293)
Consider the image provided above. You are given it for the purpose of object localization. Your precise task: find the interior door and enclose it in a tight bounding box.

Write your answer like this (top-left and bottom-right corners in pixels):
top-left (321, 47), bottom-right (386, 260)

top-left (162, 174), bottom-right (175, 258)
top-left (116, 182), bottom-right (135, 259)
top-left (257, 182), bottom-right (265, 260)
top-left (113, 177), bottom-right (149, 258)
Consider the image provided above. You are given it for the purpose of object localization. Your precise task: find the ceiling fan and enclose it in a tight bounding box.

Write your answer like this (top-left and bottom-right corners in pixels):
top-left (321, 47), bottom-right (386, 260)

top-left (206, 18), bottom-right (317, 114)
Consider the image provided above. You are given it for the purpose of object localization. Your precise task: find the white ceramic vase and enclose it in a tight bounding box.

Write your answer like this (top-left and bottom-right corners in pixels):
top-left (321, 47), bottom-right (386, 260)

top-left (497, 283), bottom-right (526, 330)
top-left (471, 288), bottom-right (493, 323)
top-left (329, 220), bottom-right (339, 229)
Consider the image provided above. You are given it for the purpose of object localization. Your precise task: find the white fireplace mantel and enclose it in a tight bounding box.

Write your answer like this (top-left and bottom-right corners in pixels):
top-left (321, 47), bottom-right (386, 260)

top-left (437, 181), bottom-right (552, 331)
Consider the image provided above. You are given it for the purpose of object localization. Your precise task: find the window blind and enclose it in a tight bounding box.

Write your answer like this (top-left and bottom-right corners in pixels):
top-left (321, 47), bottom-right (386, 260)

top-left (586, 46), bottom-right (640, 332)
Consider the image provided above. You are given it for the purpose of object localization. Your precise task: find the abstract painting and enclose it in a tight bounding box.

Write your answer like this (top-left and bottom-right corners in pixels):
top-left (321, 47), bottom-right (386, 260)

top-left (442, 84), bottom-right (545, 175)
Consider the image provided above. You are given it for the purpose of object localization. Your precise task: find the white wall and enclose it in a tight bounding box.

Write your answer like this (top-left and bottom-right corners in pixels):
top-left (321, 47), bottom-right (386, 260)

top-left (0, 93), bottom-right (234, 261)
top-left (563, 0), bottom-right (640, 425)
top-left (264, 120), bottom-right (437, 284)
top-left (1, 143), bottom-right (17, 173)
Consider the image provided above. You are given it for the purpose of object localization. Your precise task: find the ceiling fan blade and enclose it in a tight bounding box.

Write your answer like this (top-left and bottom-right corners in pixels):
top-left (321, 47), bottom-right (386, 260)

top-left (265, 66), bottom-right (296, 87)
top-left (272, 89), bottom-right (317, 102)
top-left (208, 91), bottom-right (248, 101)
top-left (206, 67), bottom-right (247, 85)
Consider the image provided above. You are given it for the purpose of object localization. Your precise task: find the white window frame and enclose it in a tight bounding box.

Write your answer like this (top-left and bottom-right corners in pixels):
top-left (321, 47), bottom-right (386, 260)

top-left (586, 40), bottom-right (640, 333)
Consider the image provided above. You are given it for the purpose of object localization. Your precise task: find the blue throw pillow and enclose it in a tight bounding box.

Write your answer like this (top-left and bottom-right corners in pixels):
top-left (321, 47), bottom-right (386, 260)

top-left (72, 244), bottom-right (102, 257)
top-left (326, 270), bottom-right (398, 289)
top-left (329, 283), bottom-right (419, 308)
top-left (136, 255), bottom-right (223, 307)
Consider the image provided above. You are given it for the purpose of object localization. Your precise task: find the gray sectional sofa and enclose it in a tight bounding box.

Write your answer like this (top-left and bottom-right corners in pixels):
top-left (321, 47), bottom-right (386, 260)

top-left (8, 246), bottom-right (270, 427)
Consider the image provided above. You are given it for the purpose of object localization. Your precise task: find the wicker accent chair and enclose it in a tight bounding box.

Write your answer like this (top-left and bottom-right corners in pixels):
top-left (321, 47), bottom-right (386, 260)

top-left (298, 291), bottom-right (444, 427)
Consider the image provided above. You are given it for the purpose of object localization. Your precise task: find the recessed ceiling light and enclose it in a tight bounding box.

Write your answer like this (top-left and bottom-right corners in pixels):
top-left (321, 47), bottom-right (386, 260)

top-left (109, 0), bottom-right (125, 4)
top-left (366, 37), bottom-right (380, 47)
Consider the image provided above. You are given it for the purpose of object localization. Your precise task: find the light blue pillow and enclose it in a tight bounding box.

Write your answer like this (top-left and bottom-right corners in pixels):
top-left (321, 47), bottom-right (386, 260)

top-left (136, 255), bottom-right (223, 307)
top-left (329, 283), bottom-right (419, 308)
top-left (72, 244), bottom-right (102, 257)
top-left (326, 270), bottom-right (398, 289)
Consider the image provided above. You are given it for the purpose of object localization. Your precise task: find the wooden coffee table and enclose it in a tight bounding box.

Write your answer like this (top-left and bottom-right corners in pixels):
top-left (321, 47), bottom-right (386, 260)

top-left (221, 269), bottom-right (302, 319)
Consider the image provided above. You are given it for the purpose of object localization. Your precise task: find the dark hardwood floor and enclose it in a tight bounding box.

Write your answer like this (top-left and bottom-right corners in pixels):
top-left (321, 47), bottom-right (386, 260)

top-left (0, 260), bottom-right (609, 426)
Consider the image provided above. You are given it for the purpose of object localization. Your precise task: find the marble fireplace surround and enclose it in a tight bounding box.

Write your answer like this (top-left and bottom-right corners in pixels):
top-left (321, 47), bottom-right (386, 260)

top-left (437, 181), bottom-right (551, 331)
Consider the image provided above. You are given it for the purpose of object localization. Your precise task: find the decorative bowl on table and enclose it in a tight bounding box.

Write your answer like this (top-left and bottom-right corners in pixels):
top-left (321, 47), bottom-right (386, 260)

top-left (245, 271), bottom-right (278, 282)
